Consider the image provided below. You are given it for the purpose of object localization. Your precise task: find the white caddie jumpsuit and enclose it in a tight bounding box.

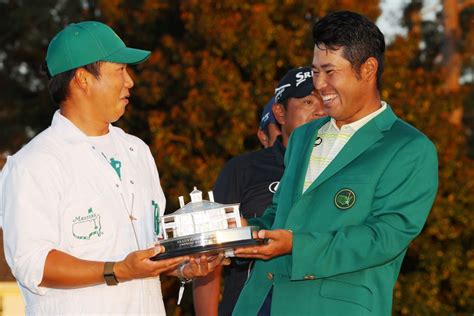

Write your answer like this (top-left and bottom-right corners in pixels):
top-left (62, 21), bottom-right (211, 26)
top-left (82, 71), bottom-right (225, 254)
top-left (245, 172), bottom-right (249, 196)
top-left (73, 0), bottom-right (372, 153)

top-left (0, 111), bottom-right (167, 315)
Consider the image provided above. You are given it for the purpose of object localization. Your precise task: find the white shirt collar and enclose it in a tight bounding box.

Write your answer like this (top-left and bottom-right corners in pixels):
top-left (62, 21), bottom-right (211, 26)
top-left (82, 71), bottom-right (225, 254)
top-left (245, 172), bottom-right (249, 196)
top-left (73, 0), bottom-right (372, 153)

top-left (51, 110), bottom-right (125, 145)
top-left (329, 101), bottom-right (387, 132)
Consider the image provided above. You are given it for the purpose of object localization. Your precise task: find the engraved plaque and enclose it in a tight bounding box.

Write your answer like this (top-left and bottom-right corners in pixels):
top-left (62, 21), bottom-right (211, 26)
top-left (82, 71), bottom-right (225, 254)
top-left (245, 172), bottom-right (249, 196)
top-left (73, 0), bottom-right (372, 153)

top-left (150, 226), bottom-right (263, 260)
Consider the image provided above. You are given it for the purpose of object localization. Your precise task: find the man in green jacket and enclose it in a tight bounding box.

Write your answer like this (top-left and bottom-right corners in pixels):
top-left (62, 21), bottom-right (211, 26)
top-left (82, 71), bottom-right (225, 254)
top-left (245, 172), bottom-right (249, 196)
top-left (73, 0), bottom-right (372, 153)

top-left (233, 11), bottom-right (438, 316)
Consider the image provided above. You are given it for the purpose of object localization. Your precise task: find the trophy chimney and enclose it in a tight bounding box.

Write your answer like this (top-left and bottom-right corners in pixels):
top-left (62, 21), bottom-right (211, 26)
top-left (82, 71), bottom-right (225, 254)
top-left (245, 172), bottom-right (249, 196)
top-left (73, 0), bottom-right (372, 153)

top-left (208, 191), bottom-right (215, 202)
top-left (190, 187), bottom-right (203, 203)
top-left (178, 196), bottom-right (185, 208)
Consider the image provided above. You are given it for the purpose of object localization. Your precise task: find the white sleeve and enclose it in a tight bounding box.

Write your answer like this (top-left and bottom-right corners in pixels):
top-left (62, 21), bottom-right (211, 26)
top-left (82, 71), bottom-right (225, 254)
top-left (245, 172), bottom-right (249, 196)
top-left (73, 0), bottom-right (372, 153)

top-left (2, 157), bottom-right (62, 295)
top-left (0, 167), bottom-right (5, 228)
top-left (145, 147), bottom-right (166, 216)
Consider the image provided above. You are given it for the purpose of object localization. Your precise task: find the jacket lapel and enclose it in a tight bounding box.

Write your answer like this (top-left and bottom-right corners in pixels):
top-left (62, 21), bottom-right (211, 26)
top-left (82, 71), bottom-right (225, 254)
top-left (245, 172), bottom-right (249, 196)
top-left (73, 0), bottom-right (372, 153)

top-left (302, 106), bottom-right (398, 195)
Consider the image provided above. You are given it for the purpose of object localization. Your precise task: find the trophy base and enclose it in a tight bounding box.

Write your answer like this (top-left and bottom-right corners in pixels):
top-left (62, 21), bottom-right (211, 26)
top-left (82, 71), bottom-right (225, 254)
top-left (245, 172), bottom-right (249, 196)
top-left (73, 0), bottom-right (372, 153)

top-left (150, 226), bottom-right (262, 260)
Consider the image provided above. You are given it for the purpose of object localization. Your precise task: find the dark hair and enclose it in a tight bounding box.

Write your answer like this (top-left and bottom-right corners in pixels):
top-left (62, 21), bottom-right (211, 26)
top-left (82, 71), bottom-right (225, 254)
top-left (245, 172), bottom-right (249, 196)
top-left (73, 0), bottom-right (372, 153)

top-left (312, 11), bottom-right (385, 90)
top-left (41, 61), bottom-right (103, 106)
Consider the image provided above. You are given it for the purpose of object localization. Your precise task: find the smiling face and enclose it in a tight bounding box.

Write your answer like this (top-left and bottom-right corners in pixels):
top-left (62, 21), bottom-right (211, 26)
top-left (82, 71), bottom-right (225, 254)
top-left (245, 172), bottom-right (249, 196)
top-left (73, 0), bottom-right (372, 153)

top-left (312, 45), bottom-right (379, 128)
top-left (284, 93), bottom-right (325, 133)
top-left (88, 62), bottom-right (134, 124)
top-left (274, 91), bottom-right (325, 146)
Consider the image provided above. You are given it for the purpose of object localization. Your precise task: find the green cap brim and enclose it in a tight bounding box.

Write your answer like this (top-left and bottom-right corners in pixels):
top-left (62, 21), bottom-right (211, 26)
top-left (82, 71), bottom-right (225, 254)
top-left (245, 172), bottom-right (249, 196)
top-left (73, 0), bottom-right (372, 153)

top-left (103, 46), bottom-right (151, 65)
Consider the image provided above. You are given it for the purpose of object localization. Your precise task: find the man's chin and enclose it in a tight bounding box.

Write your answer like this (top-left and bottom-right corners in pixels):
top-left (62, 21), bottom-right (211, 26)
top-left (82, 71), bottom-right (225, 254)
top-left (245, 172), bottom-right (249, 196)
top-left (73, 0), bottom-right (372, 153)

top-left (113, 107), bottom-right (127, 122)
top-left (110, 113), bottom-right (124, 123)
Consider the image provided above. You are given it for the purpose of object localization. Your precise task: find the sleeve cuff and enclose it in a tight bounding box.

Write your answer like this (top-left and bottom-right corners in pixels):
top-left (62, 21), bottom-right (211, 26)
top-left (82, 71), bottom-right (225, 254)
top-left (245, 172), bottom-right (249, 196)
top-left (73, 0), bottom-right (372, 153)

top-left (13, 246), bottom-right (53, 296)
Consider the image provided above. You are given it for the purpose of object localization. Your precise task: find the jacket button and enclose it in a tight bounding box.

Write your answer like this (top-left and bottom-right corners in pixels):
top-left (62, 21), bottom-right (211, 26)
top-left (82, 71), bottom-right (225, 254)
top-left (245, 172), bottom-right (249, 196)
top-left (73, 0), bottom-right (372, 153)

top-left (304, 275), bottom-right (315, 280)
top-left (267, 272), bottom-right (274, 280)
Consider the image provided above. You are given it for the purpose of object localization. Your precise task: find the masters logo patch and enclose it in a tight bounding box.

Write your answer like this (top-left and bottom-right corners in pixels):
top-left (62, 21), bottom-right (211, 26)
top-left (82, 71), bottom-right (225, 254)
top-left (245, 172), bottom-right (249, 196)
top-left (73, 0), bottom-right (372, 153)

top-left (72, 207), bottom-right (103, 240)
top-left (334, 188), bottom-right (356, 210)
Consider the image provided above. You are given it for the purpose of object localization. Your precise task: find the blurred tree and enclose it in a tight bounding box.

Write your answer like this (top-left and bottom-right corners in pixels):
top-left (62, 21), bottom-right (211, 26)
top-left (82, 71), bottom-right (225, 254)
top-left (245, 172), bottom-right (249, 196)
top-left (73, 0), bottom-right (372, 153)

top-left (441, 0), bottom-right (474, 94)
top-left (98, 0), bottom-right (380, 213)
top-left (0, 0), bottom-right (101, 282)
top-left (0, 0), bottom-right (100, 158)
top-left (384, 0), bottom-right (474, 314)
top-left (459, 4), bottom-right (474, 157)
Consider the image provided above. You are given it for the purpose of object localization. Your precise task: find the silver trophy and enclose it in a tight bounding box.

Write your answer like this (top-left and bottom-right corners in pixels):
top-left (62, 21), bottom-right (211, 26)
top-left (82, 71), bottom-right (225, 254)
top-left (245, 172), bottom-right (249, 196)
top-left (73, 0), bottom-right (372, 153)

top-left (151, 187), bottom-right (262, 260)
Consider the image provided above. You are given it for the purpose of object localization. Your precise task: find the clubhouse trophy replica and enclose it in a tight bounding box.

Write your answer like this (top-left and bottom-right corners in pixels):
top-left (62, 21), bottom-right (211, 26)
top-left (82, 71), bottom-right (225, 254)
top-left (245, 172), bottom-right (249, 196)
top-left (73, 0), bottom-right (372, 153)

top-left (151, 187), bottom-right (261, 260)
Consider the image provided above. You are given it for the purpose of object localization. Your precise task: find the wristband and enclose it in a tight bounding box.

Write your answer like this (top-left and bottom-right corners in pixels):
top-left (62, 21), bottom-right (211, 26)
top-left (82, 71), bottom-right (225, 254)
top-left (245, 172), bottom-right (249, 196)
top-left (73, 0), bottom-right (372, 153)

top-left (177, 262), bottom-right (192, 305)
top-left (103, 261), bottom-right (119, 286)
top-left (176, 262), bottom-right (193, 284)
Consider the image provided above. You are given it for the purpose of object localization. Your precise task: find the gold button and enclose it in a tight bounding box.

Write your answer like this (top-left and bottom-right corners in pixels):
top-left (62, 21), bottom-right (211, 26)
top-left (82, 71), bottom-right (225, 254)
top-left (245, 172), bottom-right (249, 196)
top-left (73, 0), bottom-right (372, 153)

top-left (304, 275), bottom-right (316, 280)
top-left (267, 272), bottom-right (274, 280)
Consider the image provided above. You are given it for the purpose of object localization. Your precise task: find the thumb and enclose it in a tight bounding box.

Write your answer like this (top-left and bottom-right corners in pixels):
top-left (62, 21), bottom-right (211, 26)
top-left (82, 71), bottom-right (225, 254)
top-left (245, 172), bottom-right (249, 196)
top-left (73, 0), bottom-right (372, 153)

top-left (141, 245), bottom-right (164, 260)
top-left (259, 229), bottom-right (281, 240)
top-left (257, 229), bottom-right (268, 239)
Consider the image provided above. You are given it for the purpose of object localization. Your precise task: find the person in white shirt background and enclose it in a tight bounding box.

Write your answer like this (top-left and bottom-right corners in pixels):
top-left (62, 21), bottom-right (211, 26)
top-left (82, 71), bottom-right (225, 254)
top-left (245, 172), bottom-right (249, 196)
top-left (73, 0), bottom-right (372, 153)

top-left (0, 21), bottom-right (225, 315)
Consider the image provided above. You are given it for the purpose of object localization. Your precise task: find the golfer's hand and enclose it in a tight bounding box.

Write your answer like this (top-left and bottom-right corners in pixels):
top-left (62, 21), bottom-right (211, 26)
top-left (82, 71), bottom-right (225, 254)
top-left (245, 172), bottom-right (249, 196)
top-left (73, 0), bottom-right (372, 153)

top-left (234, 229), bottom-right (293, 260)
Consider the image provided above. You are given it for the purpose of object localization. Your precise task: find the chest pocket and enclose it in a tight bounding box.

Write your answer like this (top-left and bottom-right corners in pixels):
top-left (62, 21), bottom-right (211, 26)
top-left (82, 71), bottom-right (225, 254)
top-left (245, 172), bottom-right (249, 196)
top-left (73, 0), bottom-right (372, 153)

top-left (306, 174), bottom-right (373, 231)
top-left (62, 192), bottom-right (116, 258)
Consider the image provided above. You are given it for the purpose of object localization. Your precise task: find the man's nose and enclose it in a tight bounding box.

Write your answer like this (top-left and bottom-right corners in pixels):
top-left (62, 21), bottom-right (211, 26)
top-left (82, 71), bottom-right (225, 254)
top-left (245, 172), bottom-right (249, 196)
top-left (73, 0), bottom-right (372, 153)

top-left (312, 106), bottom-right (326, 119)
top-left (124, 69), bottom-right (134, 88)
top-left (313, 73), bottom-right (326, 92)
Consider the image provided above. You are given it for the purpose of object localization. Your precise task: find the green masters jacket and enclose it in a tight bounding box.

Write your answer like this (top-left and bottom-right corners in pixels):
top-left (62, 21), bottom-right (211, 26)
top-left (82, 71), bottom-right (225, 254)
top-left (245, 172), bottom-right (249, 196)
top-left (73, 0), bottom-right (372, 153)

top-left (233, 106), bottom-right (438, 316)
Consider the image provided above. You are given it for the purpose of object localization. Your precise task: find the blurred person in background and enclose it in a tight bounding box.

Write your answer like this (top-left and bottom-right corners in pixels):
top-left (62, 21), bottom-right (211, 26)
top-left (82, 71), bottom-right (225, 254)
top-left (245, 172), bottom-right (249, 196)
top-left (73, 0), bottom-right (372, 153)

top-left (257, 97), bottom-right (281, 148)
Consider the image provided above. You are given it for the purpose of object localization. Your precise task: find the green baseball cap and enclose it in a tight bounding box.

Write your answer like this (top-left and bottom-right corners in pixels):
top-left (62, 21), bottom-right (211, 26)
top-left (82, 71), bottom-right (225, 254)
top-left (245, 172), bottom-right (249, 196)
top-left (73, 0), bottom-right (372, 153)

top-left (46, 21), bottom-right (151, 76)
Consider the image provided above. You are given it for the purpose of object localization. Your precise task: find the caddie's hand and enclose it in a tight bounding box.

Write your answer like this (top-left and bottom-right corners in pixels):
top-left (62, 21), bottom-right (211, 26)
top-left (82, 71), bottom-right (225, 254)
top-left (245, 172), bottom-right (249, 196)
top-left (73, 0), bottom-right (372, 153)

top-left (114, 245), bottom-right (188, 282)
top-left (234, 229), bottom-right (293, 260)
top-left (181, 253), bottom-right (231, 279)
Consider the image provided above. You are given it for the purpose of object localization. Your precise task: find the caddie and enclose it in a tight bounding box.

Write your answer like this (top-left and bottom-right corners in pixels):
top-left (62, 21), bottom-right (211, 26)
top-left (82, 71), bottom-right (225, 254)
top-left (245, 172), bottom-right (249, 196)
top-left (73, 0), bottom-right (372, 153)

top-left (0, 21), bottom-right (224, 315)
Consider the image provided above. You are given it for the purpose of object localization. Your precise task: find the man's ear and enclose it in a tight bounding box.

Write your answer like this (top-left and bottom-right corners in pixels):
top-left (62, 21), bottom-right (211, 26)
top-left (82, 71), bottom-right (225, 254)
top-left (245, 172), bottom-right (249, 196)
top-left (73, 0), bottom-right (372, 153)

top-left (257, 129), bottom-right (269, 148)
top-left (72, 68), bottom-right (90, 92)
top-left (361, 57), bottom-right (378, 83)
top-left (273, 103), bottom-right (286, 125)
